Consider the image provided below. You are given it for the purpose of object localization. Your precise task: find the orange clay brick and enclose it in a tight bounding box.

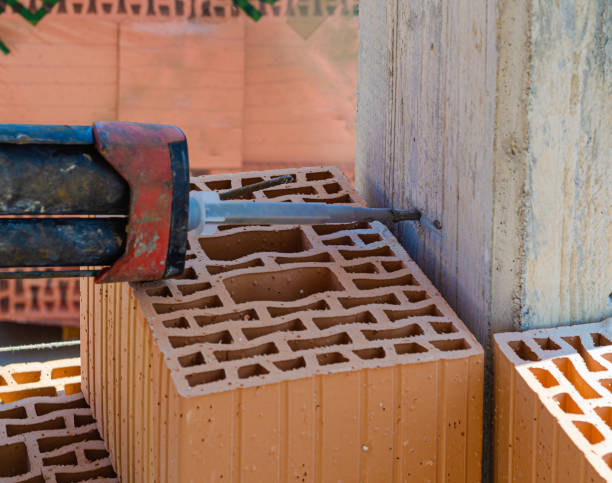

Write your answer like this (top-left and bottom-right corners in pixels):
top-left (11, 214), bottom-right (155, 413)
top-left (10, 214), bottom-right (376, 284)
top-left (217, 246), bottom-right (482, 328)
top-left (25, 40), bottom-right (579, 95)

top-left (81, 167), bottom-right (484, 482)
top-left (494, 320), bottom-right (612, 482)
top-left (0, 358), bottom-right (117, 482)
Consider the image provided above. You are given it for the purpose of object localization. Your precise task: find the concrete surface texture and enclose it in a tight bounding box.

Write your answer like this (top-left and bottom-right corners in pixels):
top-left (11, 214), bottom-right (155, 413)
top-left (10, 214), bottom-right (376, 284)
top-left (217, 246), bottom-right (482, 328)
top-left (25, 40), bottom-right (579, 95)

top-left (494, 319), bottom-right (612, 482)
top-left (81, 167), bottom-right (484, 482)
top-left (0, 358), bottom-right (116, 482)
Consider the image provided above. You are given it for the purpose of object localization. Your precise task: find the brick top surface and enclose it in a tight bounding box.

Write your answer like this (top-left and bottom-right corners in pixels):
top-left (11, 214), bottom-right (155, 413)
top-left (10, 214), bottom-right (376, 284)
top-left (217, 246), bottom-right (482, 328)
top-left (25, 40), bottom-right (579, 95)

top-left (495, 319), bottom-right (612, 479)
top-left (132, 167), bottom-right (483, 398)
top-left (0, 358), bottom-right (117, 482)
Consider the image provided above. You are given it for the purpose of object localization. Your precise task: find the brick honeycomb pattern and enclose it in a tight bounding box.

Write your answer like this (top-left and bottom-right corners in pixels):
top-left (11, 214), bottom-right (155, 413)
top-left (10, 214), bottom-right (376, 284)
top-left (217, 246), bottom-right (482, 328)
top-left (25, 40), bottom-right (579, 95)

top-left (495, 320), bottom-right (612, 482)
top-left (0, 358), bottom-right (116, 482)
top-left (81, 167), bottom-right (484, 482)
top-left (0, 279), bottom-right (80, 327)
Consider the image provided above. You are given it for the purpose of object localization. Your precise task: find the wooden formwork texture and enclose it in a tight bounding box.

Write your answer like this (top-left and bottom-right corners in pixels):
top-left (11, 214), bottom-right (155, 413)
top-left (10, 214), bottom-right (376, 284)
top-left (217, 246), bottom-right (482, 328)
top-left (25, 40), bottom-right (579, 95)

top-left (81, 167), bottom-right (484, 482)
top-left (494, 320), bottom-right (612, 482)
top-left (0, 358), bottom-right (116, 482)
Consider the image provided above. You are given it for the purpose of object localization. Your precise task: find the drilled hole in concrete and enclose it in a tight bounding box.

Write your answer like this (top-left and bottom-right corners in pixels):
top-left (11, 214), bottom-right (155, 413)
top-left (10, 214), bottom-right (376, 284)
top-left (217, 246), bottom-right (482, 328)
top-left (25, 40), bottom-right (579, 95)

top-left (381, 260), bottom-right (404, 272)
top-left (178, 352), bottom-right (205, 368)
top-left (274, 357), bottom-right (306, 371)
top-left (313, 311), bottom-right (375, 330)
top-left (238, 364), bottom-right (269, 379)
top-left (591, 333), bottom-right (612, 347)
top-left (6, 417), bottom-right (66, 437)
top-left (178, 282), bottom-right (212, 296)
top-left (0, 405), bottom-right (27, 420)
top-left (0, 387), bottom-right (57, 405)
top-left (171, 267), bottom-right (197, 280)
top-left (304, 194), bottom-right (352, 204)
top-left (508, 341), bottom-right (541, 361)
top-left (205, 180), bottom-right (231, 191)
top-left (553, 393), bottom-right (584, 414)
top-left (323, 182), bottom-right (341, 194)
top-left (35, 398), bottom-right (87, 416)
top-left (595, 407), bottom-right (612, 431)
top-left (207, 259), bottom-right (264, 275)
top-left (74, 414), bottom-right (95, 427)
top-left (340, 246), bottom-right (395, 261)
top-left (306, 171), bottom-right (333, 181)
top-left (200, 228), bottom-right (311, 261)
top-left (534, 337), bottom-right (561, 351)
top-left (343, 263), bottom-right (377, 274)
top-left (354, 274), bottom-right (416, 291)
top-left (354, 347), bottom-right (385, 360)
top-left (51, 366), bottom-right (80, 379)
top-left (153, 295), bottom-right (222, 315)
top-left (276, 253), bottom-right (332, 264)
top-left (430, 338), bottom-right (471, 352)
top-left (358, 233), bottom-right (382, 245)
top-left (242, 319), bottom-right (306, 341)
top-left (84, 448), bottom-right (109, 462)
top-left (146, 286), bottom-right (172, 298)
top-left (12, 371), bottom-right (41, 384)
top-left (553, 358), bottom-right (601, 399)
top-left (317, 352), bottom-right (349, 366)
top-left (395, 342), bottom-right (428, 355)
top-left (529, 368), bottom-right (559, 388)
top-left (430, 322), bottom-right (458, 334)
top-left (339, 293), bottom-right (400, 309)
top-left (268, 300), bottom-right (329, 317)
top-left (313, 222), bottom-right (370, 235)
top-left (55, 465), bottom-right (117, 482)
top-left (363, 324), bottom-right (424, 341)
top-left (214, 342), bottom-right (279, 362)
top-left (224, 267), bottom-right (344, 304)
top-left (187, 369), bottom-right (225, 387)
top-left (163, 317), bottom-right (190, 329)
top-left (43, 451), bottom-right (78, 467)
top-left (385, 305), bottom-right (442, 320)
top-left (573, 421), bottom-right (604, 444)
top-left (288, 332), bottom-right (352, 351)
top-left (263, 186), bottom-right (317, 198)
top-left (37, 429), bottom-right (100, 453)
top-left (562, 336), bottom-right (607, 372)
top-left (323, 236), bottom-right (354, 247)
top-left (195, 309), bottom-right (258, 327)
top-left (169, 331), bottom-right (233, 348)
top-left (0, 441), bottom-right (28, 477)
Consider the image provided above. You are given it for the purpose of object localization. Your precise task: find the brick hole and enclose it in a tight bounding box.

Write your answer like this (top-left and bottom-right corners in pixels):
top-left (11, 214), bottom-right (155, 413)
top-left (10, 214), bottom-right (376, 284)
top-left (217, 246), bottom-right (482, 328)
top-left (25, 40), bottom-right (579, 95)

top-left (339, 293), bottom-right (400, 309)
top-left (598, 379), bottom-right (612, 393)
top-left (189, 183), bottom-right (202, 192)
top-left (553, 393), bottom-right (584, 414)
top-left (603, 453), bottom-right (612, 470)
top-left (354, 347), bottom-right (385, 360)
top-left (323, 236), bottom-right (354, 247)
top-left (323, 182), bottom-right (341, 194)
top-left (74, 414), bottom-right (95, 427)
top-left (0, 441), bottom-right (28, 477)
top-left (553, 358), bottom-right (601, 399)
top-left (242, 319), bottom-right (306, 341)
top-left (178, 352), bottom-right (205, 368)
top-left (6, 416), bottom-right (66, 437)
top-left (508, 341), bottom-right (541, 361)
top-left (359, 233), bottom-right (382, 245)
top-left (35, 398), bottom-right (88, 416)
top-left (162, 317), bottom-right (190, 329)
top-left (207, 259), bottom-right (264, 275)
top-left (224, 267), bottom-right (344, 304)
top-left (573, 421), bottom-right (604, 444)
top-left (55, 465), bottom-right (117, 482)
top-left (18, 476), bottom-right (44, 483)
top-left (241, 177), bottom-right (264, 186)
top-left (0, 297), bottom-right (8, 312)
top-left (313, 311), bottom-right (375, 330)
top-left (274, 357), bottom-right (306, 371)
top-left (430, 322), bottom-right (458, 334)
top-left (214, 342), bottom-right (279, 362)
top-left (42, 450), bottom-right (78, 467)
top-left (381, 260), bottom-right (404, 272)
top-left (343, 263), bottom-right (377, 274)
top-left (562, 336), bottom-right (607, 372)
top-left (64, 383), bottom-right (82, 396)
top-left (594, 407), bottom-right (612, 431)
top-left (306, 171), bottom-right (333, 181)
top-left (268, 300), bottom-right (329, 317)
top-left (12, 370), bottom-right (41, 384)
top-left (178, 282), bottom-right (213, 296)
top-left (58, 281), bottom-right (68, 310)
top-left (603, 354), bottom-right (612, 364)
top-left (0, 375), bottom-right (6, 385)
top-left (363, 324), bottom-right (424, 341)
top-left (529, 368), bottom-right (559, 388)
top-left (403, 290), bottom-right (429, 303)
top-left (0, 387), bottom-right (57, 405)
top-left (354, 274), bottom-right (416, 291)
top-left (51, 366), bottom-right (80, 379)
top-left (0, 405), bottom-right (27, 419)
top-left (385, 305), bottom-right (442, 320)
top-left (534, 337), bottom-right (561, 350)
top-left (313, 222), bottom-right (370, 235)
top-left (395, 342), bottom-right (428, 355)
top-left (238, 364), bottom-right (269, 379)
top-left (186, 369), bottom-right (226, 387)
top-left (37, 429), bottom-right (100, 453)
top-left (153, 295), bottom-right (222, 315)
top-left (15, 302), bottom-right (25, 312)
top-left (146, 286), bottom-right (172, 297)
top-left (340, 246), bottom-right (394, 261)
top-left (304, 194), bottom-right (353, 204)
top-left (288, 332), bottom-right (352, 351)
top-left (171, 267), bottom-right (197, 280)
top-left (317, 352), bottom-right (349, 366)
top-left (217, 224), bottom-right (258, 231)
top-left (205, 180), bottom-right (231, 191)
top-left (200, 228), bottom-right (311, 261)
top-left (195, 309), bottom-right (258, 327)
top-left (169, 331), bottom-right (233, 348)
top-left (263, 186), bottom-right (317, 198)
top-left (591, 333), bottom-right (612, 347)
top-left (276, 253), bottom-right (332, 264)
top-left (84, 448), bottom-right (109, 462)
top-left (430, 338), bottom-right (471, 351)
top-left (185, 254), bottom-right (197, 261)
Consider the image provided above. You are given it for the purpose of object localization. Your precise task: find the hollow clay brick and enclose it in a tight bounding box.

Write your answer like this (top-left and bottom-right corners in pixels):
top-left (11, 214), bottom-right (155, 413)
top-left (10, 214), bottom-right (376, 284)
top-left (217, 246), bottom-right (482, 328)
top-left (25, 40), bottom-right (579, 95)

top-left (81, 166), bottom-right (484, 482)
top-left (0, 358), bottom-right (117, 482)
top-left (494, 320), bottom-right (612, 482)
